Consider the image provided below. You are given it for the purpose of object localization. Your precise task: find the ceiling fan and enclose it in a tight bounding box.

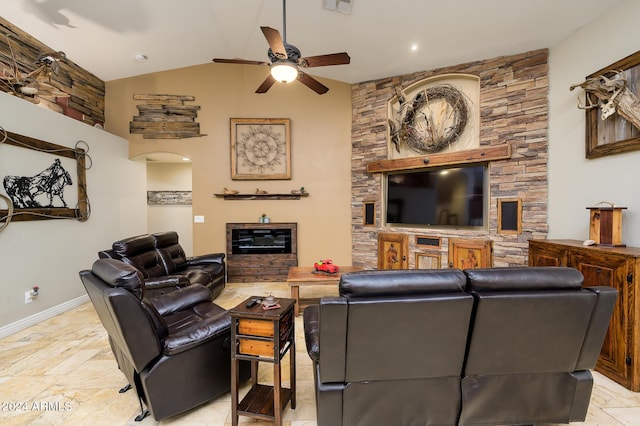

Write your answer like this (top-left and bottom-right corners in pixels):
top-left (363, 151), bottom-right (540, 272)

top-left (213, 0), bottom-right (350, 94)
top-left (0, 35), bottom-right (69, 104)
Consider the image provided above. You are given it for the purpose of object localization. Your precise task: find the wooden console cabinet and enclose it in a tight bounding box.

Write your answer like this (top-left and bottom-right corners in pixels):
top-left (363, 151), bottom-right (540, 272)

top-left (529, 239), bottom-right (640, 391)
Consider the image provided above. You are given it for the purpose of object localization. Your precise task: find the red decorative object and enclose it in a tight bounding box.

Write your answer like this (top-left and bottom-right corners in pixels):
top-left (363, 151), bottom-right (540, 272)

top-left (314, 259), bottom-right (339, 274)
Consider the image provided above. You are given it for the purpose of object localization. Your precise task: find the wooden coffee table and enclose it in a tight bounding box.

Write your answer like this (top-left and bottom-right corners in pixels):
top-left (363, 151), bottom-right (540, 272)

top-left (287, 266), bottom-right (362, 316)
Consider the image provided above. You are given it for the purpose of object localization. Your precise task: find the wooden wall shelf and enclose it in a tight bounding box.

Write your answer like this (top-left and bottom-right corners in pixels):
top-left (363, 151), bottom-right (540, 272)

top-left (366, 144), bottom-right (511, 173)
top-left (214, 193), bottom-right (308, 200)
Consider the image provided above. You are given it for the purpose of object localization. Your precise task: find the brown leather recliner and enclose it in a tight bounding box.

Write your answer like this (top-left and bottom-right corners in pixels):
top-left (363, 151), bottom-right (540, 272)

top-left (152, 231), bottom-right (226, 299)
top-left (304, 267), bottom-right (617, 426)
top-left (459, 267), bottom-right (617, 425)
top-left (80, 258), bottom-right (248, 421)
top-left (304, 269), bottom-right (475, 425)
top-left (98, 231), bottom-right (225, 298)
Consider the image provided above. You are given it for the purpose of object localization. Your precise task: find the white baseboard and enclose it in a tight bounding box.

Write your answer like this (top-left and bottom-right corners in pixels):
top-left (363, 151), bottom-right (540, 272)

top-left (0, 294), bottom-right (90, 339)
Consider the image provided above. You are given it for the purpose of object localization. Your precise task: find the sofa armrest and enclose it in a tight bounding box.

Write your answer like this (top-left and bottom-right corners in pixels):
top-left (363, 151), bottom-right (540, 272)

top-left (144, 275), bottom-right (190, 290)
top-left (186, 253), bottom-right (225, 266)
top-left (576, 286), bottom-right (618, 370)
top-left (162, 312), bottom-right (231, 355)
top-left (319, 296), bottom-right (348, 383)
top-left (146, 284), bottom-right (212, 317)
top-left (304, 304), bottom-right (320, 362)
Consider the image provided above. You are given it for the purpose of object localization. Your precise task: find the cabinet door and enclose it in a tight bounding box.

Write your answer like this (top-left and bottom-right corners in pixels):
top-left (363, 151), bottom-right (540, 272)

top-left (528, 241), bottom-right (566, 266)
top-left (377, 232), bottom-right (409, 270)
top-left (569, 251), bottom-right (630, 388)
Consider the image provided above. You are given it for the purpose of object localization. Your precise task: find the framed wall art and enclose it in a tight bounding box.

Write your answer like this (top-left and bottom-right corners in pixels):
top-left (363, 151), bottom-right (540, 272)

top-left (0, 129), bottom-right (88, 224)
top-left (448, 238), bottom-right (492, 270)
top-left (571, 50), bottom-right (640, 159)
top-left (230, 118), bottom-right (291, 180)
top-left (147, 191), bottom-right (192, 205)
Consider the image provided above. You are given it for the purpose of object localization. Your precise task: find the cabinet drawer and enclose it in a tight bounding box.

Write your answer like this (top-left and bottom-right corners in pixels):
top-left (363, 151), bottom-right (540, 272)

top-left (239, 338), bottom-right (274, 357)
top-left (239, 319), bottom-right (274, 337)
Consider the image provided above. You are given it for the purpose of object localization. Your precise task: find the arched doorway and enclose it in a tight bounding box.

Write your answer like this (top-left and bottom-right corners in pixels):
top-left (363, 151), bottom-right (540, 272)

top-left (136, 152), bottom-right (194, 256)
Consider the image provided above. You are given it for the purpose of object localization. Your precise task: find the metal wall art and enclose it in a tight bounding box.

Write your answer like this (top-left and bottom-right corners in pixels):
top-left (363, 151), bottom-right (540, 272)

top-left (0, 127), bottom-right (89, 227)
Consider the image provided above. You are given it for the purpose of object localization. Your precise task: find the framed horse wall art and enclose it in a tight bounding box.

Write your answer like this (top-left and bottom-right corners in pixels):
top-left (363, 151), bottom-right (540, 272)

top-left (0, 129), bottom-right (88, 224)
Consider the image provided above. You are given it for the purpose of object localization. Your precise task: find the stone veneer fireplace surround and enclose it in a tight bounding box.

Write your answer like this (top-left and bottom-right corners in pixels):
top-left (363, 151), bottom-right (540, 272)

top-left (351, 49), bottom-right (549, 269)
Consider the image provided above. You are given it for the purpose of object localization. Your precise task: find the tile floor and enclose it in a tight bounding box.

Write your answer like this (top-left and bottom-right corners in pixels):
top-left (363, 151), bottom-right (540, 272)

top-left (1, 281), bottom-right (640, 425)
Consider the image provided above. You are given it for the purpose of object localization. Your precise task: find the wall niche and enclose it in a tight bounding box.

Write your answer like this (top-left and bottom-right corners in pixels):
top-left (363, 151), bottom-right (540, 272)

top-left (351, 49), bottom-right (550, 269)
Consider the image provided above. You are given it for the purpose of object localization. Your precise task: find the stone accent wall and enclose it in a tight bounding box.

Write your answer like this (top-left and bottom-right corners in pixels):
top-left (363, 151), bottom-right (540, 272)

top-left (351, 49), bottom-right (549, 268)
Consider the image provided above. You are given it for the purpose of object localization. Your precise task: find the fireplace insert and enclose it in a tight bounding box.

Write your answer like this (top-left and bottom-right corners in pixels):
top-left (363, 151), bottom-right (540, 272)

top-left (231, 228), bottom-right (292, 254)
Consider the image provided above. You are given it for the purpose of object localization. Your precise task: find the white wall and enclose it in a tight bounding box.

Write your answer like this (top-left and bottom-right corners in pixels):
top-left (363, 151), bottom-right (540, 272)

top-left (549, 0), bottom-right (640, 246)
top-left (146, 162), bottom-right (193, 256)
top-left (0, 92), bottom-right (147, 331)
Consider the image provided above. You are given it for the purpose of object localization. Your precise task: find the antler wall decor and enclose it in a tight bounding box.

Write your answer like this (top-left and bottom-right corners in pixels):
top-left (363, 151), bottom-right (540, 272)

top-left (570, 70), bottom-right (640, 131)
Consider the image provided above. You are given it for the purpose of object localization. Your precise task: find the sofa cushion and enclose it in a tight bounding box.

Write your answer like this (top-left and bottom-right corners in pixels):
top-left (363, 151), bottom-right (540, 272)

top-left (153, 231), bottom-right (187, 273)
top-left (465, 266), bottom-right (583, 291)
top-left (112, 235), bottom-right (166, 279)
top-left (179, 267), bottom-right (217, 287)
top-left (113, 234), bottom-right (155, 256)
top-left (91, 259), bottom-right (144, 299)
top-left (147, 284), bottom-right (212, 316)
top-left (339, 269), bottom-right (467, 298)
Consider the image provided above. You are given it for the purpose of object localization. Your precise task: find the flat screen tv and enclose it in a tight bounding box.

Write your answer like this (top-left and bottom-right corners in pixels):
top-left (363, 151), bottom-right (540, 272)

top-left (385, 164), bottom-right (486, 228)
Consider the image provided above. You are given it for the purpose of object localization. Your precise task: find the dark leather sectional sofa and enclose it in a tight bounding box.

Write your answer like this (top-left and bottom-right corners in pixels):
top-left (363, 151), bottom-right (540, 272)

top-left (303, 267), bottom-right (617, 426)
top-left (80, 258), bottom-right (249, 421)
top-left (98, 231), bottom-right (226, 298)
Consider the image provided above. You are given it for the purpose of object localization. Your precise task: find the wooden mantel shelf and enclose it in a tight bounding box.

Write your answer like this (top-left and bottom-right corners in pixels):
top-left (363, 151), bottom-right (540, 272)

top-left (214, 193), bottom-right (309, 200)
top-left (366, 144), bottom-right (511, 173)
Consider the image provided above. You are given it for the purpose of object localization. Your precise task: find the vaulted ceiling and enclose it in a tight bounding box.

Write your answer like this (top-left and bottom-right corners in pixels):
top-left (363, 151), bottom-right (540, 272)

top-left (1, 0), bottom-right (624, 84)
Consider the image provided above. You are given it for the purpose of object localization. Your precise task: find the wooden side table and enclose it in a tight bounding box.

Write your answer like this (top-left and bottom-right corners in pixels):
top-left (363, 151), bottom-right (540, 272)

top-left (287, 266), bottom-right (363, 316)
top-left (230, 297), bottom-right (296, 426)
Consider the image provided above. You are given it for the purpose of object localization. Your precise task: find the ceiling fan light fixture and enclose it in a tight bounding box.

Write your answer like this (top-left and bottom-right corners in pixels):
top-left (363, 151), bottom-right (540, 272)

top-left (271, 62), bottom-right (298, 83)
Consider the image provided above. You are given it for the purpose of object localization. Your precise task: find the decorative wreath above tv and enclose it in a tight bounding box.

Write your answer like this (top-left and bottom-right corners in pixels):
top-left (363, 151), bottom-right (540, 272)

top-left (387, 73), bottom-right (480, 160)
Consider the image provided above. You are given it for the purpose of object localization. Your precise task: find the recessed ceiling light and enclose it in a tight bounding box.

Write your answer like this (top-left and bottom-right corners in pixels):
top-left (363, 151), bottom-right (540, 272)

top-left (135, 54), bottom-right (148, 62)
top-left (410, 44), bottom-right (419, 52)
top-left (182, 157), bottom-right (190, 161)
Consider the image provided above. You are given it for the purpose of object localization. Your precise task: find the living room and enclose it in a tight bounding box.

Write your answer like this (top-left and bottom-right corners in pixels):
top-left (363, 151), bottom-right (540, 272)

top-left (1, 1), bottom-right (640, 424)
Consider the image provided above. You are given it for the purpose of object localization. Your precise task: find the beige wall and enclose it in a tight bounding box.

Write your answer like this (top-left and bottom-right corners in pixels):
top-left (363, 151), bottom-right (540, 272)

top-left (147, 162), bottom-right (193, 256)
top-left (548, 0), bottom-right (640, 247)
top-left (105, 63), bottom-right (353, 266)
top-left (0, 92), bottom-right (147, 332)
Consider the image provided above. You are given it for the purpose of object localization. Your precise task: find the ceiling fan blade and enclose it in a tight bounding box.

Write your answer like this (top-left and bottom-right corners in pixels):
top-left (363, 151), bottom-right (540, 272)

top-left (298, 71), bottom-right (329, 95)
top-left (260, 26), bottom-right (287, 59)
top-left (300, 52), bottom-right (351, 68)
top-left (213, 58), bottom-right (268, 66)
top-left (255, 75), bottom-right (277, 93)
